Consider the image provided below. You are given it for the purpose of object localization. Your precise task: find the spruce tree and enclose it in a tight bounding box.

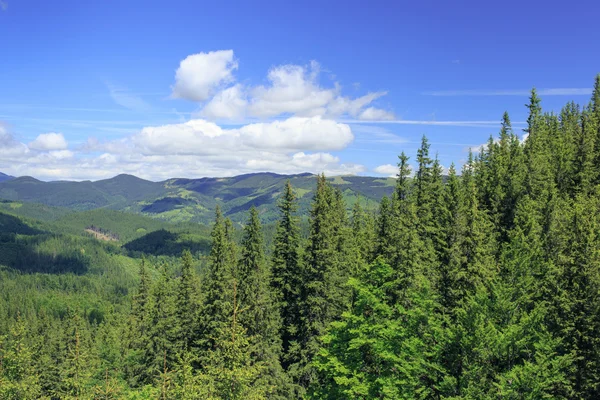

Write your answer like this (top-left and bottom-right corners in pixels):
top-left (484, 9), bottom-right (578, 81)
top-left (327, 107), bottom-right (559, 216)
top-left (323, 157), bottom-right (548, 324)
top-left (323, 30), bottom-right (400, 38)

top-left (198, 206), bottom-right (236, 359)
top-left (59, 311), bottom-right (95, 399)
top-left (590, 74), bottom-right (600, 185)
top-left (351, 199), bottom-right (375, 265)
top-left (270, 181), bottom-right (302, 369)
top-left (295, 174), bottom-right (350, 390)
top-left (145, 265), bottom-right (178, 382)
top-left (238, 207), bottom-right (288, 398)
top-left (176, 250), bottom-right (198, 353)
top-left (201, 280), bottom-right (269, 400)
top-left (553, 193), bottom-right (600, 397)
top-left (374, 195), bottom-right (394, 262)
top-left (438, 163), bottom-right (464, 313)
top-left (390, 153), bottom-right (423, 300)
top-left (125, 257), bottom-right (153, 387)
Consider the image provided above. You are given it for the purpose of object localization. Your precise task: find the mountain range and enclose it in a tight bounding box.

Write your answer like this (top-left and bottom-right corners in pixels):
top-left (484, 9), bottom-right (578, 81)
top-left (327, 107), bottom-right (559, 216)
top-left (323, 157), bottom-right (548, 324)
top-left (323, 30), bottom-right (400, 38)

top-left (0, 172), bottom-right (13, 183)
top-left (0, 172), bottom-right (395, 223)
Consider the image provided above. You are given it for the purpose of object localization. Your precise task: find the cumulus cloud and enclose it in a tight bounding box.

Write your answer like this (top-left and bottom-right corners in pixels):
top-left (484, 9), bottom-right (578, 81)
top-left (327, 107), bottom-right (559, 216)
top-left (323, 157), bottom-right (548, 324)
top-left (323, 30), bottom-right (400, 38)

top-left (0, 127), bottom-right (79, 178)
top-left (28, 133), bottom-right (69, 151)
top-left (239, 117), bottom-right (353, 151)
top-left (171, 50), bottom-right (238, 102)
top-left (199, 84), bottom-right (247, 120)
top-left (128, 116), bottom-right (352, 156)
top-left (245, 62), bottom-right (393, 120)
top-left (1, 117), bottom-right (362, 181)
top-left (177, 53), bottom-right (394, 121)
top-left (247, 62), bottom-right (334, 118)
top-left (374, 164), bottom-right (398, 177)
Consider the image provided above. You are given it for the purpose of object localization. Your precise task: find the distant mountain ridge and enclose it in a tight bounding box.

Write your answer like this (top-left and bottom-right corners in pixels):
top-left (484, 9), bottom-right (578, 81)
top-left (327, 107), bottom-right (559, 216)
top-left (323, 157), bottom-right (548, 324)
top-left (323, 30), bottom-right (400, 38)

top-left (0, 172), bottom-right (13, 182)
top-left (0, 172), bottom-right (395, 223)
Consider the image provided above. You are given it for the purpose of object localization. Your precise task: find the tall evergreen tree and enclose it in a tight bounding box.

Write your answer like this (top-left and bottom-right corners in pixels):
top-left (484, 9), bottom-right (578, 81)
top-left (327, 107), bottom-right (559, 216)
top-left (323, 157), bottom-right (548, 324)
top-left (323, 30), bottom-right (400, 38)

top-left (350, 199), bottom-right (375, 265)
top-left (270, 181), bottom-right (302, 370)
top-left (176, 250), bottom-right (199, 353)
top-left (201, 280), bottom-right (269, 400)
top-left (125, 257), bottom-right (153, 387)
top-left (413, 136), bottom-right (439, 280)
top-left (58, 311), bottom-right (96, 399)
top-left (590, 75), bottom-right (600, 184)
top-left (145, 265), bottom-right (178, 382)
top-left (553, 193), bottom-right (600, 397)
top-left (438, 163), bottom-right (464, 313)
top-left (238, 207), bottom-right (288, 398)
top-left (390, 154), bottom-right (423, 300)
top-left (198, 206), bottom-right (236, 358)
top-left (295, 174), bottom-right (350, 390)
top-left (374, 195), bottom-right (394, 262)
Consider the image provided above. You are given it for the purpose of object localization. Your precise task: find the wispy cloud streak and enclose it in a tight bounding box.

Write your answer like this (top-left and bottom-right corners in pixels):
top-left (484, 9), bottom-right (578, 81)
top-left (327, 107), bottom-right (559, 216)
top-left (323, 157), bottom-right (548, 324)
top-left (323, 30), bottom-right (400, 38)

top-left (343, 119), bottom-right (526, 127)
top-left (0, 104), bottom-right (192, 115)
top-left (424, 88), bottom-right (593, 96)
top-left (108, 84), bottom-right (153, 112)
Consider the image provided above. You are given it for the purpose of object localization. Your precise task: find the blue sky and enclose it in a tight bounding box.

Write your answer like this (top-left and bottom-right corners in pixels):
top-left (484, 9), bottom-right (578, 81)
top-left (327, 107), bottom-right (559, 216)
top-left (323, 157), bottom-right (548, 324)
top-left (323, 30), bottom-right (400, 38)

top-left (1, 0), bottom-right (599, 181)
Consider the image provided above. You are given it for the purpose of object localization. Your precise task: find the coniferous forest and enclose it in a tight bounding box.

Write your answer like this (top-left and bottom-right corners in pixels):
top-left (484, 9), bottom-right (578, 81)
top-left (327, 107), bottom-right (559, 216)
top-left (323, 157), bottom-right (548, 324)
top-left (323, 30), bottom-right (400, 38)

top-left (2, 77), bottom-right (600, 399)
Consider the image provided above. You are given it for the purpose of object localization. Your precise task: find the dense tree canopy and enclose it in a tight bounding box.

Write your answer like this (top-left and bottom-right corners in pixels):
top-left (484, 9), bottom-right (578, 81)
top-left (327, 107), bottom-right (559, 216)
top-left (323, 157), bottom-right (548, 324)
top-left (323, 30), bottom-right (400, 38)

top-left (1, 75), bottom-right (600, 399)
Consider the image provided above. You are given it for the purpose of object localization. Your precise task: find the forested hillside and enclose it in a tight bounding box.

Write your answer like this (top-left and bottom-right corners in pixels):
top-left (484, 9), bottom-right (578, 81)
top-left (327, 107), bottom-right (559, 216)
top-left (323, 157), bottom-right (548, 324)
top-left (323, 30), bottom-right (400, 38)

top-left (0, 172), bottom-right (394, 224)
top-left (1, 76), bottom-right (600, 399)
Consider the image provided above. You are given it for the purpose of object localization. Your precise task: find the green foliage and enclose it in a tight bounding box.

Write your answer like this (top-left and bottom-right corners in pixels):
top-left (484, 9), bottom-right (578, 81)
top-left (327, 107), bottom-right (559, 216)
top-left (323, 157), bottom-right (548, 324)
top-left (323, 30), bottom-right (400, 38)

top-left (199, 281), bottom-right (270, 400)
top-left (0, 315), bottom-right (41, 400)
top-left (312, 258), bottom-right (444, 399)
top-left (238, 207), bottom-right (288, 396)
top-left (1, 76), bottom-right (600, 399)
top-left (293, 175), bottom-right (354, 390)
top-left (271, 181), bottom-right (302, 369)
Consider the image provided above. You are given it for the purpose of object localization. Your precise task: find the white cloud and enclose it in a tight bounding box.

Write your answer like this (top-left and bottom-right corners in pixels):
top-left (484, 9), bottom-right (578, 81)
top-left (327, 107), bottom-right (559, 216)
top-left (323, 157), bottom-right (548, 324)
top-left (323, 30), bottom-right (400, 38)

top-left (0, 117), bottom-right (361, 181)
top-left (358, 107), bottom-right (395, 121)
top-left (28, 133), bottom-right (68, 151)
top-left (246, 152), bottom-right (364, 176)
top-left (181, 55), bottom-right (394, 121)
top-left (247, 62), bottom-right (335, 118)
top-left (0, 125), bottom-right (29, 159)
top-left (239, 117), bottom-right (352, 151)
top-left (48, 150), bottom-right (74, 160)
top-left (128, 116), bottom-right (352, 156)
top-left (374, 164), bottom-right (397, 177)
top-left (327, 92), bottom-right (393, 120)
top-left (171, 50), bottom-right (238, 102)
top-left (199, 84), bottom-right (247, 120)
